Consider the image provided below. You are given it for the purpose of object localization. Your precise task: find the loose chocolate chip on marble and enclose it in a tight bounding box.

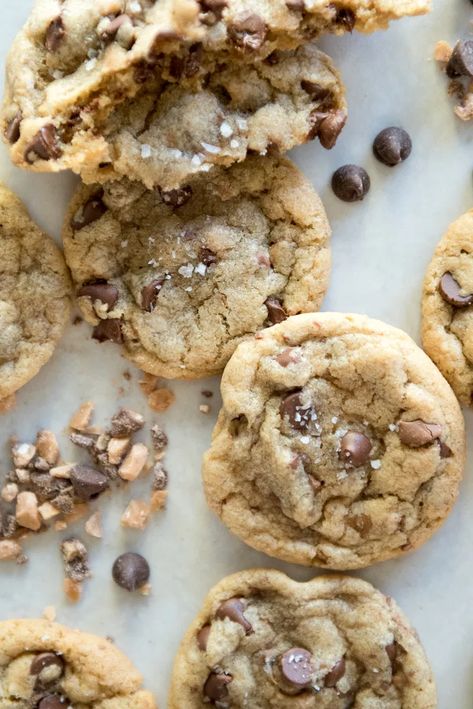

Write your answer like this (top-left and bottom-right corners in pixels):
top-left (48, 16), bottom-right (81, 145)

top-left (45, 17), bottom-right (65, 52)
top-left (70, 465), bottom-right (109, 500)
top-left (332, 164), bottom-right (370, 202)
top-left (308, 110), bottom-right (347, 149)
top-left (101, 14), bottom-right (131, 39)
top-left (112, 552), bottom-right (150, 591)
top-left (78, 280), bottom-right (118, 309)
top-left (265, 297), bottom-right (287, 324)
top-left (339, 432), bottom-right (372, 467)
top-left (38, 696), bottom-right (65, 709)
top-left (228, 14), bottom-right (267, 52)
top-left (301, 81), bottom-right (331, 102)
top-left (446, 40), bottom-right (473, 79)
top-left (5, 112), bottom-right (22, 144)
top-left (92, 319), bottom-right (123, 344)
top-left (160, 185), bottom-right (193, 208)
top-left (439, 440), bottom-right (453, 459)
top-left (24, 125), bottom-right (62, 163)
top-left (30, 653), bottom-right (64, 678)
top-left (216, 598), bottom-right (253, 633)
top-left (71, 191), bottom-right (107, 230)
top-left (335, 8), bottom-right (356, 32)
top-left (438, 272), bottom-right (473, 307)
top-left (197, 624), bottom-right (211, 651)
top-left (373, 127), bottom-right (412, 167)
top-left (280, 648), bottom-right (313, 687)
top-left (199, 248), bottom-right (218, 266)
top-left (280, 391), bottom-right (314, 431)
top-left (203, 671), bottom-right (232, 701)
top-left (141, 278), bottom-right (165, 312)
top-left (324, 657), bottom-right (346, 688)
top-left (398, 420), bottom-right (442, 448)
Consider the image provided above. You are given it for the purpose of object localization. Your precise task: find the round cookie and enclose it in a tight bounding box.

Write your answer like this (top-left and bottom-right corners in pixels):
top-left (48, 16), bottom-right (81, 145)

top-left (0, 618), bottom-right (156, 708)
top-left (62, 156), bottom-right (331, 379)
top-left (169, 569), bottom-right (436, 708)
top-left (2, 0), bottom-right (429, 186)
top-left (0, 183), bottom-right (71, 401)
top-left (422, 209), bottom-right (473, 405)
top-left (203, 313), bottom-right (464, 569)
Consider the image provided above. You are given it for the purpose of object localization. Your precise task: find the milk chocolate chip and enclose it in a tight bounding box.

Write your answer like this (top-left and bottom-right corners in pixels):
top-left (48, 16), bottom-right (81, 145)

top-left (5, 112), bottom-right (21, 144)
top-left (92, 319), bottom-right (123, 343)
top-left (141, 278), bottom-right (165, 312)
top-left (71, 192), bottom-right (107, 230)
top-left (438, 272), bottom-right (473, 307)
top-left (339, 432), bottom-right (372, 467)
top-left (324, 657), bottom-right (346, 687)
top-left (38, 697), bottom-right (65, 709)
top-left (265, 297), bottom-right (287, 324)
top-left (216, 598), bottom-right (253, 633)
top-left (280, 391), bottom-right (314, 431)
top-left (308, 110), bottom-right (347, 148)
top-left (398, 420), bottom-right (442, 448)
top-left (197, 624), bottom-right (211, 651)
top-left (229, 14), bottom-right (267, 52)
top-left (203, 671), bottom-right (232, 701)
top-left (30, 653), bottom-right (64, 686)
top-left (78, 281), bottom-right (118, 309)
top-left (24, 125), bottom-right (62, 163)
top-left (160, 185), bottom-right (193, 208)
top-left (280, 648), bottom-right (313, 687)
top-left (45, 17), bottom-right (65, 52)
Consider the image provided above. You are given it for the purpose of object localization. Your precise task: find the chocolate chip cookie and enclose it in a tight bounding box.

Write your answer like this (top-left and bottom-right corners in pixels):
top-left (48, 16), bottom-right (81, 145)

top-left (0, 618), bottom-right (156, 708)
top-left (62, 156), bottom-right (331, 379)
top-left (2, 0), bottom-right (429, 186)
top-left (422, 209), bottom-right (473, 405)
top-left (0, 183), bottom-right (71, 402)
top-left (203, 313), bottom-right (464, 569)
top-left (169, 568), bottom-right (436, 708)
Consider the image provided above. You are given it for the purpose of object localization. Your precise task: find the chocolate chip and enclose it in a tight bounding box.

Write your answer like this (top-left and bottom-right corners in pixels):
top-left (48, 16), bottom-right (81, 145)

top-left (335, 8), bottom-right (356, 32)
top-left (198, 0), bottom-right (227, 18)
top-left (5, 112), bottom-right (21, 144)
top-left (92, 319), bottom-right (123, 343)
top-left (286, 0), bottom-right (305, 10)
top-left (78, 280), bottom-right (118, 309)
top-left (301, 81), bottom-right (331, 102)
top-left (24, 125), bottom-right (62, 163)
top-left (203, 671), bottom-right (232, 702)
top-left (347, 513), bottom-right (372, 535)
top-left (45, 17), bottom-right (65, 52)
top-left (112, 552), bottom-right (150, 591)
top-left (160, 185), bottom-right (193, 208)
top-left (331, 165), bottom-right (370, 202)
top-left (265, 297), bottom-right (287, 324)
top-left (280, 648), bottom-right (313, 687)
top-left (385, 641), bottom-right (398, 663)
top-left (438, 272), bottom-right (473, 307)
top-left (197, 624), bottom-right (211, 651)
top-left (309, 110), bottom-right (347, 149)
top-left (70, 465), bottom-right (109, 500)
top-left (398, 420), bottom-right (442, 448)
top-left (446, 40), bottom-right (473, 79)
top-left (101, 14), bottom-right (130, 39)
top-left (38, 696), bottom-right (65, 709)
top-left (199, 248), bottom-right (218, 266)
top-left (71, 191), bottom-right (107, 230)
top-left (229, 14), bottom-right (267, 52)
top-left (216, 598), bottom-right (253, 633)
top-left (280, 391), bottom-right (314, 431)
top-left (111, 409), bottom-right (144, 437)
top-left (276, 348), bottom-right (298, 367)
top-left (324, 657), bottom-right (346, 688)
top-left (141, 278), bottom-right (165, 312)
top-left (439, 440), bottom-right (453, 458)
top-left (339, 432), bottom-right (372, 467)
top-left (30, 653), bottom-right (64, 678)
top-left (373, 127), bottom-right (412, 167)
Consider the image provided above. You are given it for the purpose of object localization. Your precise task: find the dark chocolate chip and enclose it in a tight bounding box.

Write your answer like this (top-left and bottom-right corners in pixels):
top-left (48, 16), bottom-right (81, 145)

top-left (92, 319), bottom-right (123, 343)
top-left (78, 281), bottom-right (118, 309)
top-left (71, 191), bottom-right (107, 230)
top-left (398, 420), bottom-right (442, 448)
top-left (309, 110), bottom-right (347, 149)
top-left (339, 432), bottom-right (372, 467)
top-left (24, 125), bottom-right (62, 163)
top-left (203, 671), bottom-right (232, 701)
top-left (229, 13), bottom-right (267, 52)
top-left (446, 40), bottom-right (473, 79)
top-left (373, 127), bottom-right (412, 166)
top-left (45, 17), bottom-right (65, 52)
top-left (280, 648), bottom-right (313, 687)
top-left (301, 81), bottom-right (331, 102)
top-left (37, 697), bottom-right (65, 709)
top-left (100, 14), bottom-right (130, 39)
top-left (141, 278), bottom-right (165, 312)
top-left (5, 112), bottom-right (22, 144)
top-left (438, 272), bottom-right (473, 307)
top-left (160, 185), bottom-right (193, 208)
top-left (199, 248), bottom-right (218, 266)
top-left (280, 391), bottom-right (314, 431)
top-left (30, 653), bottom-right (64, 678)
top-left (335, 8), bottom-right (356, 32)
top-left (331, 164), bottom-right (370, 202)
top-left (112, 552), bottom-right (150, 591)
top-left (197, 624), bottom-right (211, 651)
top-left (324, 657), bottom-right (346, 688)
top-left (216, 598), bottom-right (253, 633)
top-left (70, 465), bottom-right (109, 500)
top-left (265, 297), bottom-right (287, 324)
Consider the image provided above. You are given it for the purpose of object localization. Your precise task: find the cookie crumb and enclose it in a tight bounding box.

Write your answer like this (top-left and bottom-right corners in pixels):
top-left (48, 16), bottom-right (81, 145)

top-left (85, 511), bottom-right (102, 538)
top-left (150, 490), bottom-right (167, 512)
top-left (0, 393), bottom-right (16, 414)
top-left (147, 387), bottom-right (176, 412)
top-left (42, 605), bottom-right (56, 622)
top-left (0, 539), bottom-right (23, 561)
top-left (199, 404), bottom-right (211, 414)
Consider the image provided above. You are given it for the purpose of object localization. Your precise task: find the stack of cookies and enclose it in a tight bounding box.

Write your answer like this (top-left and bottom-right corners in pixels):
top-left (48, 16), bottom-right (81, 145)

top-left (3, 1), bottom-right (470, 708)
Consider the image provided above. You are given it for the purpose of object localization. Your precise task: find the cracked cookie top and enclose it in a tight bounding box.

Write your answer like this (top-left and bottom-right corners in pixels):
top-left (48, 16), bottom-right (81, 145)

top-left (2, 0), bottom-right (429, 184)
top-left (0, 619), bottom-right (156, 708)
top-left (422, 209), bottom-right (473, 405)
top-left (62, 156), bottom-right (331, 379)
top-left (169, 569), bottom-right (436, 709)
top-left (0, 183), bottom-right (71, 401)
top-left (203, 313), bottom-right (464, 569)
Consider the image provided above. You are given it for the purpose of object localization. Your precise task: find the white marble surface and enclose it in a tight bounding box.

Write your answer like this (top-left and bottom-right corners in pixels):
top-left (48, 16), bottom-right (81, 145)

top-left (0, 2), bottom-right (472, 708)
